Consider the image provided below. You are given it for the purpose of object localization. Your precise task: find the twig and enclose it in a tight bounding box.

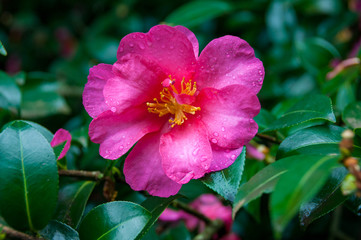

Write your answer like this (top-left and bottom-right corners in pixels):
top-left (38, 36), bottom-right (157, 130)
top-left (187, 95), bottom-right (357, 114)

top-left (256, 133), bottom-right (280, 144)
top-left (0, 224), bottom-right (42, 240)
top-left (193, 219), bottom-right (224, 240)
top-left (58, 170), bottom-right (104, 180)
top-left (171, 200), bottom-right (212, 225)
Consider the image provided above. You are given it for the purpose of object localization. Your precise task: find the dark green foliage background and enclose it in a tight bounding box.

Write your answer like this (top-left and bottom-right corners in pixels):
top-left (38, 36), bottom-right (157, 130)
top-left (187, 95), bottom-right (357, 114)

top-left (0, 0), bottom-right (361, 239)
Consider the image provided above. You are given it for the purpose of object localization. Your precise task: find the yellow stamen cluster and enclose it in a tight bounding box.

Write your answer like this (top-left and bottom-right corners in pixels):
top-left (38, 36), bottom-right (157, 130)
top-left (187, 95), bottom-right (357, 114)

top-left (147, 77), bottom-right (201, 127)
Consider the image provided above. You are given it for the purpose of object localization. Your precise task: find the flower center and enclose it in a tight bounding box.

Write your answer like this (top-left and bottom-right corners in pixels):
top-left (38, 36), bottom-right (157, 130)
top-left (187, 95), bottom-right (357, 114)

top-left (146, 77), bottom-right (201, 127)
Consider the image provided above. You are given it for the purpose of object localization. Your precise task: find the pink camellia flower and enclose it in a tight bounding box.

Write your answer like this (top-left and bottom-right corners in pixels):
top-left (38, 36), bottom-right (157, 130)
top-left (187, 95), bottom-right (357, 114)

top-left (83, 25), bottom-right (264, 197)
top-left (50, 128), bottom-right (72, 160)
top-left (160, 194), bottom-right (240, 240)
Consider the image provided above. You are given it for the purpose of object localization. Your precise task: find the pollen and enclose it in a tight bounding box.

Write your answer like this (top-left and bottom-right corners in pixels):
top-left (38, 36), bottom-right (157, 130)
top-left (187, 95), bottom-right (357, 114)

top-left (147, 76), bottom-right (201, 127)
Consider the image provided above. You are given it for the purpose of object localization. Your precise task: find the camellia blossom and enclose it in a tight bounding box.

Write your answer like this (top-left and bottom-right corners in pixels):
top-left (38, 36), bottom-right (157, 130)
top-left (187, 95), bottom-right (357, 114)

top-left (83, 25), bottom-right (264, 197)
top-left (160, 194), bottom-right (240, 240)
top-left (50, 128), bottom-right (72, 160)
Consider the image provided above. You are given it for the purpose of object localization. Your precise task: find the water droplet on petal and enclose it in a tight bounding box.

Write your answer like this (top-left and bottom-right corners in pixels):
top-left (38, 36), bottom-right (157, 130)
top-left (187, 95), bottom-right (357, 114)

top-left (110, 107), bottom-right (116, 112)
top-left (119, 145), bottom-right (124, 150)
top-left (200, 155), bottom-right (208, 162)
top-left (221, 127), bottom-right (225, 132)
top-left (169, 45), bottom-right (174, 50)
top-left (231, 154), bottom-right (237, 160)
top-left (129, 43), bottom-right (134, 47)
top-left (213, 132), bottom-right (219, 137)
top-left (139, 35), bottom-right (145, 39)
top-left (211, 138), bottom-right (218, 144)
top-left (192, 148), bottom-right (199, 156)
top-left (139, 43), bottom-right (145, 49)
top-left (258, 70), bottom-right (263, 76)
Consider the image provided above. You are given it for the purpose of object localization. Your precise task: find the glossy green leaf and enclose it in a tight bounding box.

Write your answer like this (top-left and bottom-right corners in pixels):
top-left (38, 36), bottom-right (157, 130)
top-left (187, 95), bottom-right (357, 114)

top-left (160, 222), bottom-right (191, 240)
top-left (299, 167), bottom-right (348, 227)
top-left (277, 125), bottom-right (343, 158)
top-left (270, 155), bottom-right (339, 236)
top-left (296, 37), bottom-right (340, 75)
top-left (263, 94), bottom-right (336, 134)
top-left (40, 220), bottom-right (79, 240)
top-left (233, 155), bottom-right (298, 218)
top-left (0, 41), bottom-right (7, 56)
top-left (335, 84), bottom-right (356, 113)
top-left (0, 71), bottom-right (21, 113)
top-left (343, 102), bottom-right (361, 137)
top-left (165, 0), bottom-right (232, 28)
top-left (202, 147), bottom-right (246, 202)
top-left (254, 109), bottom-right (276, 131)
top-left (55, 181), bottom-right (96, 228)
top-left (135, 195), bottom-right (180, 240)
top-left (0, 121), bottom-right (58, 231)
top-left (78, 201), bottom-right (152, 240)
top-left (22, 121), bottom-right (54, 143)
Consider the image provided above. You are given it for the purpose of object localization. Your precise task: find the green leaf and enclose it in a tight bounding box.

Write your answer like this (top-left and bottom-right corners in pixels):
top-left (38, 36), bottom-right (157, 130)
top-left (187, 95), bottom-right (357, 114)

top-left (254, 109), bottom-right (276, 131)
top-left (78, 201), bottom-right (152, 240)
top-left (277, 125), bottom-right (343, 158)
top-left (165, 0), bottom-right (232, 28)
top-left (270, 155), bottom-right (339, 236)
top-left (299, 167), bottom-right (348, 227)
top-left (202, 147), bottom-right (246, 202)
top-left (345, 194), bottom-right (361, 216)
top-left (263, 94), bottom-right (336, 134)
top-left (21, 81), bottom-right (70, 119)
top-left (0, 71), bottom-right (21, 113)
top-left (343, 102), bottom-right (361, 137)
top-left (0, 41), bottom-right (7, 56)
top-left (55, 181), bottom-right (96, 228)
top-left (233, 155), bottom-right (298, 218)
top-left (40, 220), bottom-right (79, 240)
top-left (296, 37), bottom-right (340, 75)
top-left (160, 222), bottom-right (191, 240)
top-left (21, 121), bottom-right (53, 143)
top-left (0, 121), bottom-right (58, 231)
top-left (135, 195), bottom-right (180, 240)
top-left (335, 84), bottom-right (356, 113)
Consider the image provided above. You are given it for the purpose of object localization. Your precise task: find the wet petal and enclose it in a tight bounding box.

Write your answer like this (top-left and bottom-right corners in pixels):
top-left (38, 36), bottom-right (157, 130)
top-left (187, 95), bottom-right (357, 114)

top-left (83, 64), bottom-right (113, 118)
top-left (208, 145), bottom-right (244, 172)
top-left (160, 119), bottom-right (212, 184)
top-left (195, 35), bottom-right (264, 94)
top-left (50, 128), bottom-right (72, 160)
top-left (174, 25), bottom-right (199, 58)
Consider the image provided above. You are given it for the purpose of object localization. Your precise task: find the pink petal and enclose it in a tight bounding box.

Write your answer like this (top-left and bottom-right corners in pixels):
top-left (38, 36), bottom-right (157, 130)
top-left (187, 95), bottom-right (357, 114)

top-left (220, 233), bottom-right (241, 240)
top-left (104, 54), bottom-right (165, 113)
top-left (197, 85), bottom-right (260, 149)
top-left (124, 132), bottom-right (182, 197)
top-left (83, 64), bottom-right (113, 118)
top-left (89, 107), bottom-right (164, 160)
top-left (50, 128), bottom-right (72, 160)
top-left (195, 35), bottom-right (264, 94)
top-left (160, 119), bottom-right (212, 184)
top-left (174, 25), bottom-right (199, 58)
top-left (246, 144), bottom-right (265, 160)
top-left (116, 25), bottom-right (196, 81)
top-left (208, 145), bottom-right (244, 172)
top-left (159, 208), bottom-right (183, 222)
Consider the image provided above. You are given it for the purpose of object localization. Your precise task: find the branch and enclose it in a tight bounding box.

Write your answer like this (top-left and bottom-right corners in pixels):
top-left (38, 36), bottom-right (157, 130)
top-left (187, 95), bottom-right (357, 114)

top-left (193, 219), bottom-right (224, 240)
top-left (256, 133), bottom-right (281, 144)
top-left (0, 224), bottom-right (42, 240)
top-left (58, 170), bottom-right (104, 180)
top-left (171, 200), bottom-right (212, 225)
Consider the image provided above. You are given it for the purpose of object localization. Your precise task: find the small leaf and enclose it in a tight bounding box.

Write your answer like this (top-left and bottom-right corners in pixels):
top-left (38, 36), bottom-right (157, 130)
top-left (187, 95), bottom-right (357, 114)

top-left (55, 181), bottom-right (96, 228)
top-left (135, 195), bottom-right (180, 240)
top-left (0, 41), bottom-right (7, 56)
top-left (0, 71), bottom-right (21, 113)
top-left (78, 201), bottom-right (151, 240)
top-left (202, 147), bottom-right (246, 202)
top-left (233, 155), bottom-right (298, 218)
top-left (299, 167), bottom-right (348, 227)
top-left (263, 94), bottom-right (336, 134)
top-left (277, 125), bottom-right (343, 158)
top-left (40, 220), bottom-right (79, 240)
top-left (296, 37), bottom-right (340, 75)
top-left (270, 155), bottom-right (339, 236)
top-left (0, 121), bottom-right (58, 231)
top-left (165, 0), bottom-right (232, 28)
top-left (343, 102), bottom-right (361, 137)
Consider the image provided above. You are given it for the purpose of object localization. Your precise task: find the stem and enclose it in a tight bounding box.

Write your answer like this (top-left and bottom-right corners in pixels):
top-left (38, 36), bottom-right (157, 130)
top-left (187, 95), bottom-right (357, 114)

top-left (193, 219), bottom-right (224, 240)
top-left (0, 224), bottom-right (42, 240)
top-left (58, 170), bottom-right (104, 180)
top-left (171, 200), bottom-right (212, 225)
top-left (256, 133), bottom-right (281, 144)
